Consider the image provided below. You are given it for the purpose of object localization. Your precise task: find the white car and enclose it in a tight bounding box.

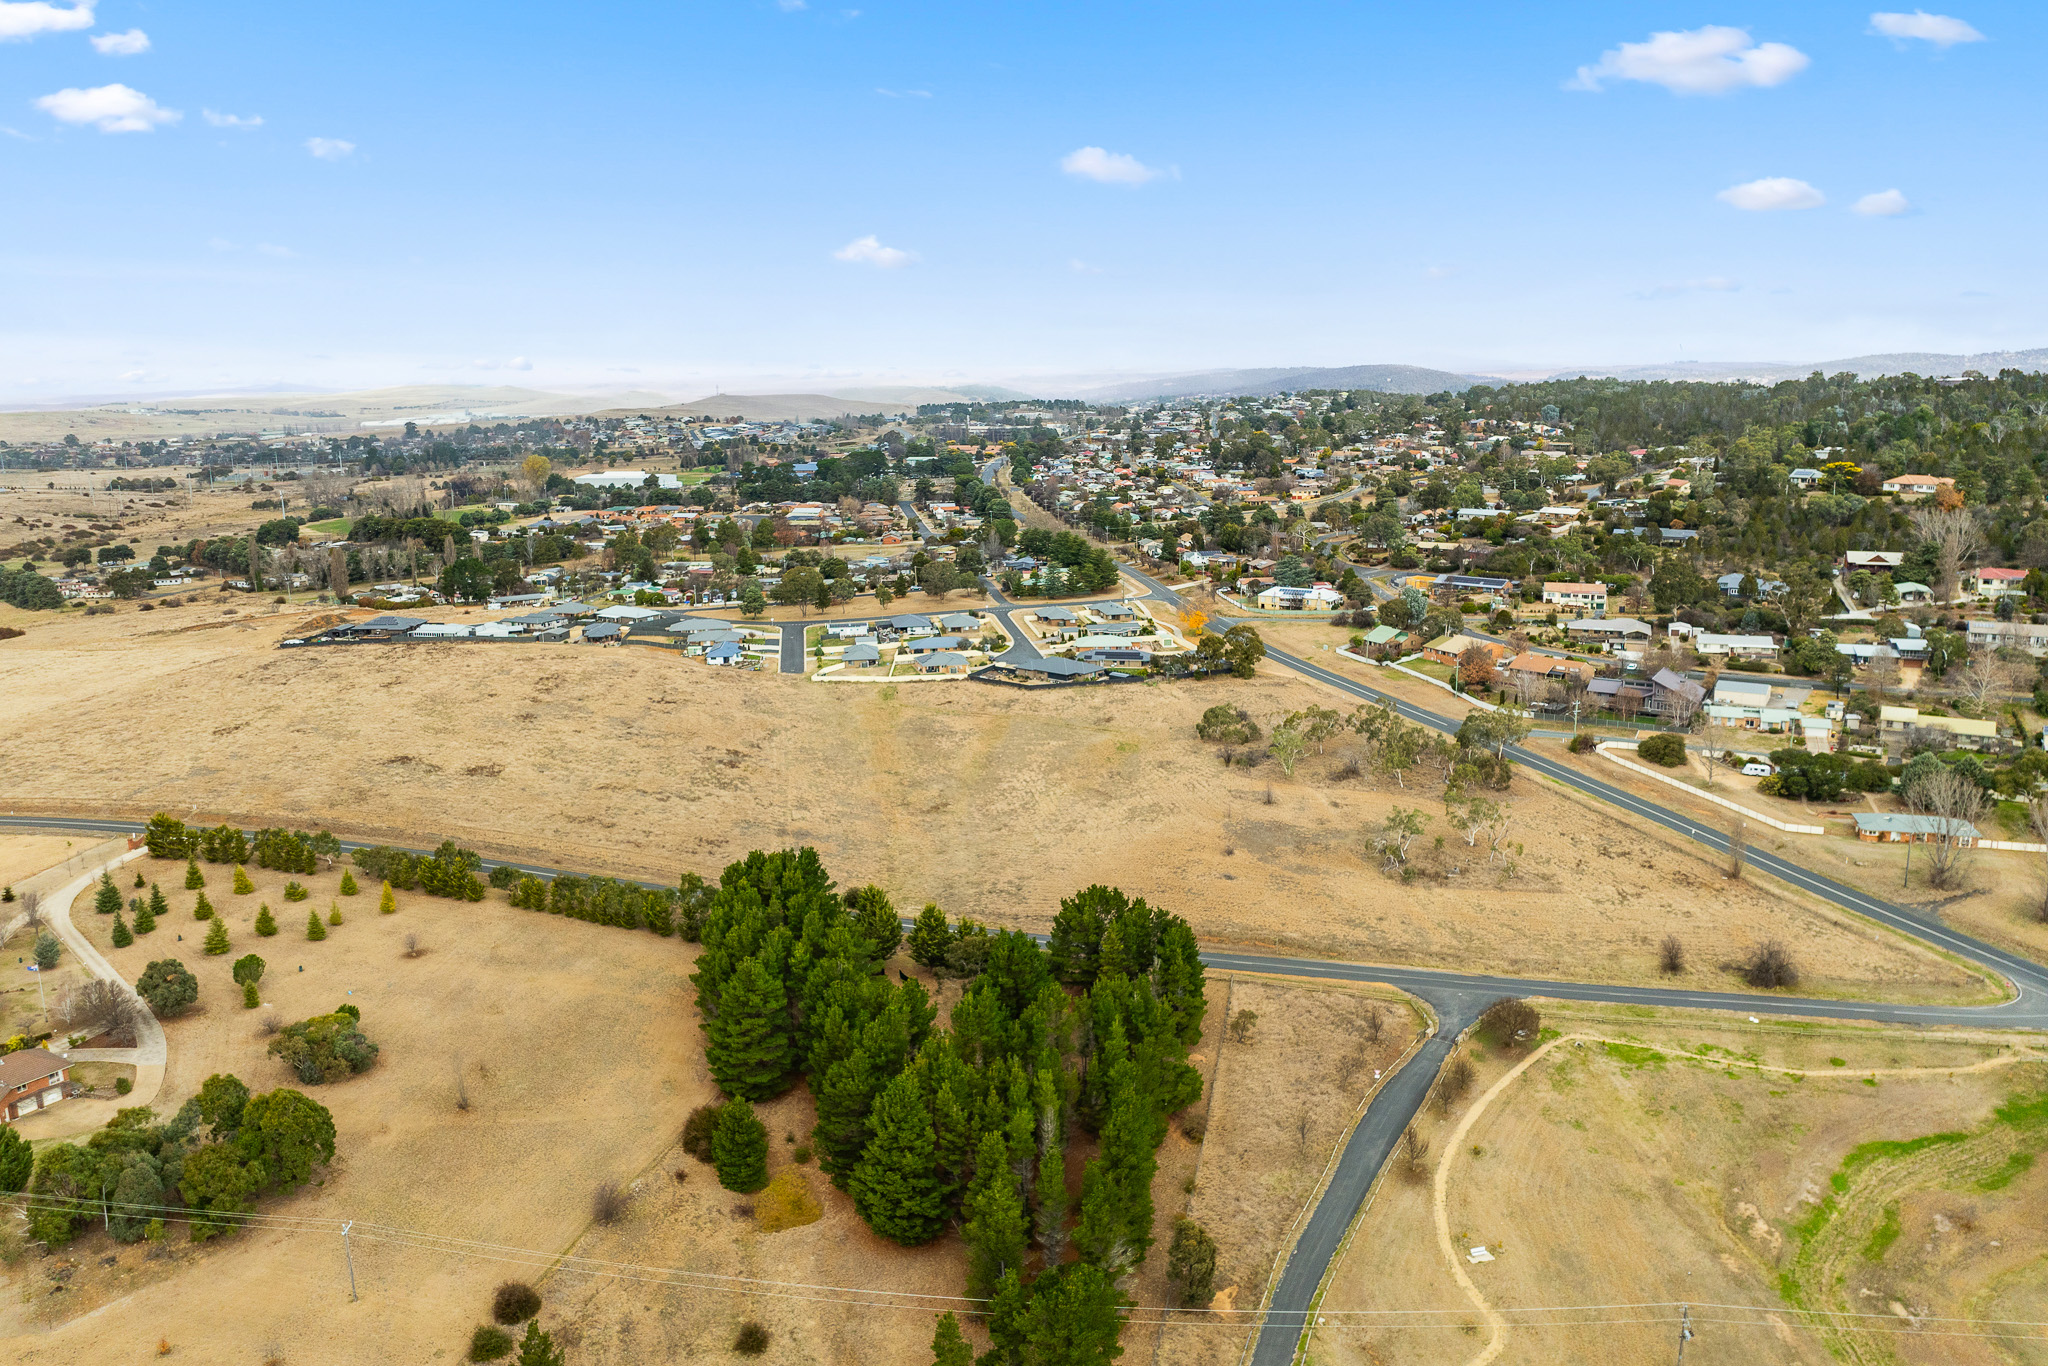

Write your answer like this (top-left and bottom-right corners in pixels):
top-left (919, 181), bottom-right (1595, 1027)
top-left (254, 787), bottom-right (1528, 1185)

top-left (1741, 762), bottom-right (1774, 777)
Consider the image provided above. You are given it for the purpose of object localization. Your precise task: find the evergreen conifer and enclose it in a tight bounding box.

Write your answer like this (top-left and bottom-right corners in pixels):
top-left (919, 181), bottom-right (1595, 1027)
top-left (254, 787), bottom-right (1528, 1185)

top-left (148, 883), bottom-right (169, 924)
top-left (327, 901), bottom-right (343, 926)
top-left (203, 916), bottom-right (230, 955)
top-left (232, 865), bottom-right (254, 895)
top-left (338, 869), bottom-right (359, 896)
top-left (513, 1321), bottom-right (565, 1366)
top-left (193, 891), bottom-right (215, 920)
top-left (930, 1312), bottom-right (973, 1366)
top-left (132, 896), bottom-right (156, 935)
top-left (94, 872), bottom-right (121, 916)
top-left (711, 1096), bottom-right (769, 1192)
top-left (185, 859), bottom-right (204, 890)
top-left (906, 903), bottom-right (954, 968)
top-left (242, 980), bottom-right (260, 1009)
top-left (111, 911), bottom-right (134, 948)
top-left (306, 909), bottom-right (327, 941)
top-left (849, 1069), bottom-right (946, 1245)
top-left (254, 904), bottom-right (278, 936)
top-left (704, 956), bottom-right (794, 1100)
top-left (962, 1130), bottom-right (1028, 1299)
top-left (378, 881), bottom-right (396, 914)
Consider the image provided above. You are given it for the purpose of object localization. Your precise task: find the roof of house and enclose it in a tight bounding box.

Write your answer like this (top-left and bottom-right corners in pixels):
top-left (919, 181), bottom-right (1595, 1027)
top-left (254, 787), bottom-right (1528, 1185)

top-left (1696, 633), bottom-right (1778, 651)
top-left (1542, 582), bottom-right (1605, 595)
top-left (1651, 667), bottom-right (1706, 702)
top-left (0, 1047), bottom-right (68, 1091)
top-left (1567, 616), bottom-right (1652, 634)
top-left (906, 635), bottom-right (967, 651)
top-left (1014, 656), bottom-right (1104, 677)
top-left (707, 641), bottom-right (744, 658)
top-left (1033, 606), bottom-right (1078, 621)
top-left (1360, 624), bottom-right (1405, 645)
top-left (888, 614), bottom-right (933, 629)
top-left (1877, 707), bottom-right (1998, 737)
top-left (1978, 567), bottom-right (2027, 579)
top-left (916, 651), bottom-right (970, 669)
top-left (582, 622), bottom-right (624, 639)
top-left (1503, 651), bottom-right (1592, 678)
top-left (1093, 601), bottom-right (1138, 617)
top-left (939, 613), bottom-right (982, 630)
top-left (354, 614), bottom-right (427, 631)
top-left (843, 641), bottom-right (882, 661)
top-left (1854, 812), bottom-right (1980, 838)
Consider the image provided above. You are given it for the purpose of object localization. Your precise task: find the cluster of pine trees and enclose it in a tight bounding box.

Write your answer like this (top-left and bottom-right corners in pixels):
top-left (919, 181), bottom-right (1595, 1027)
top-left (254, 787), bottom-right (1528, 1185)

top-left (142, 815), bottom-right (339, 873)
top-left (691, 851), bottom-right (1206, 1362)
top-left (351, 841), bottom-right (487, 900)
top-left (507, 870), bottom-right (701, 935)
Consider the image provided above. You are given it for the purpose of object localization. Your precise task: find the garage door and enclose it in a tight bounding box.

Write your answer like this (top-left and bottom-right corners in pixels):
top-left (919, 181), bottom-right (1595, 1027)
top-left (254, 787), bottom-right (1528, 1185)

top-left (38, 1089), bottom-right (61, 1107)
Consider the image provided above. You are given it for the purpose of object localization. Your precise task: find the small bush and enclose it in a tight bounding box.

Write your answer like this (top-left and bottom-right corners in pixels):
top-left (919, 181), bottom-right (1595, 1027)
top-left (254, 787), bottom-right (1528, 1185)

top-left (467, 1324), bottom-right (514, 1362)
top-left (733, 1322), bottom-right (771, 1356)
top-left (282, 881), bottom-right (309, 902)
top-left (591, 1180), bottom-right (628, 1225)
top-left (338, 870), bottom-right (359, 896)
top-left (306, 909), bottom-right (327, 940)
top-left (1167, 1217), bottom-right (1218, 1307)
top-left (1178, 1113), bottom-right (1207, 1144)
top-left (487, 864), bottom-right (521, 890)
top-left (1479, 997), bottom-right (1540, 1049)
top-left (1568, 732), bottom-right (1596, 754)
top-left (754, 1169), bottom-right (823, 1233)
top-left (491, 1281), bottom-right (541, 1325)
top-left (791, 1144), bottom-right (812, 1165)
top-left (253, 904), bottom-right (278, 937)
top-left (1659, 935), bottom-right (1686, 975)
top-left (1637, 733), bottom-right (1687, 767)
top-left (1743, 941), bottom-right (1801, 989)
top-left (1196, 704), bottom-right (1261, 745)
top-left (115, 1076), bottom-right (132, 1096)
top-left (242, 981), bottom-right (261, 1009)
top-left (682, 1103), bottom-right (726, 1163)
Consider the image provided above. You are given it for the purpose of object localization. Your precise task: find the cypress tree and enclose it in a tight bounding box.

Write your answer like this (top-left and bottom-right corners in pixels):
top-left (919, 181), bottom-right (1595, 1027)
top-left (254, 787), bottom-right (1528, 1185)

top-left (242, 980), bottom-right (261, 1009)
top-left (704, 956), bottom-right (793, 1101)
top-left (184, 859), bottom-right (205, 890)
top-left (193, 891), bottom-right (215, 920)
top-left (905, 903), bottom-right (953, 969)
top-left (203, 915), bottom-right (231, 955)
top-left (132, 896), bottom-right (156, 935)
top-left (111, 911), bottom-right (134, 948)
top-left (1048, 886), bottom-right (1126, 985)
top-left (327, 901), bottom-right (343, 926)
top-left (849, 1068), bottom-right (946, 1245)
top-left (92, 872), bottom-right (121, 916)
top-left (231, 865), bottom-right (254, 895)
top-left (1150, 918), bottom-right (1207, 1045)
top-left (254, 904), bottom-right (278, 937)
top-left (1019, 1262), bottom-right (1125, 1366)
top-left (1034, 1130), bottom-right (1070, 1265)
top-left (306, 909), bottom-right (327, 941)
top-left (710, 1096), bottom-right (769, 1193)
top-left (378, 881), bottom-right (396, 914)
top-left (338, 869), bottom-right (359, 896)
top-left (962, 1130), bottom-right (1028, 1300)
top-left (930, 1312), bottom-right (973, 1366)
top-left (148, 883), bottom-right (169, 924)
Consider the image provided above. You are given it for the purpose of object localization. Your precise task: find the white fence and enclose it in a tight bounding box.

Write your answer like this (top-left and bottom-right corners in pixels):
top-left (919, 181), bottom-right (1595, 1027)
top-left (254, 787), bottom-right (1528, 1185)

top-left (1596, 743), bottom-right (1826, 834)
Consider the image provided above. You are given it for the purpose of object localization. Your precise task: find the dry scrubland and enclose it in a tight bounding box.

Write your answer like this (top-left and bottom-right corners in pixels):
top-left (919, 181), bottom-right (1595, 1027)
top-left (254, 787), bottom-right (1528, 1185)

top-left (0, 845), bottom-right (1414, 1364)
top-left (0, 605), bottom-right (1987, 1000)
top-left (1315, 1008), bottom-right (2048, 1366)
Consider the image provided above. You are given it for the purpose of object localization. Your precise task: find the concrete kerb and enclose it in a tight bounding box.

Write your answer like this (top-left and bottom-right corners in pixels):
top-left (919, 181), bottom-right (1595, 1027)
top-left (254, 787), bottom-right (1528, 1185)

top-left (1594, 741), bottom-right (1824, 835)
top-left (1234, 992), bottom-right (1439, 1366)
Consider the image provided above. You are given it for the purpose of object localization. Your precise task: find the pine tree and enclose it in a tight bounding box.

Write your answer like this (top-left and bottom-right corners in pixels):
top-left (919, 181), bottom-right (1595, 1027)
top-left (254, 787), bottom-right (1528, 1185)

top-left (1048, 886), bottom-right (1124, 985)
top-left (111, 911), bottom-right (134, 948)
top-left (203, 915), bottom-right (231, 955)
top-left (1150, 918), bottom-right (1208, 1045)
top-left (1019, 1262), bottom-right (1126, 1366)
top-left (242, 980), bottom-right (261, 1009)
top-left (94, 872), bottom-right (121, 916)
top-left (513, 1321), bottom-right (565, 1366)
top-left (193, 891), bottom-right (215, 920)
top-left (148, 883), bottom-right (169, 925)
top-left (849, 1068), bottom-right (946, 1245)
top-left (962, 1130), bottom-right (1028, 1299)
top-left (1034, 1128), bottom-right (1070, 1265)
top-left (930, 1312), bottom-right (973, 1366)
top-left (906, 903), bottom-right (954, 969)
top-left (254, 904), bottom-right (278, 937)
top-left (710, 1096), bottom-right (769, 1193)
top-left (134, 871), bottom-right (146, 888)
top-left (703, 956), bottom-right (793, 1101)
top-left (232, 865), bottom-right (254, 895)
top-left (184, 859), bottom-right (205, 890)
top-left (338, 869), bottom-right (359, 896)
top-left (327, 901), bottom-right (343, 926)
top-left (132, 896), bottom-right (156, 935)
top-left (306, 909), bottom-right (327, 941)
top-left (378, 881), bottom-right (396, 914)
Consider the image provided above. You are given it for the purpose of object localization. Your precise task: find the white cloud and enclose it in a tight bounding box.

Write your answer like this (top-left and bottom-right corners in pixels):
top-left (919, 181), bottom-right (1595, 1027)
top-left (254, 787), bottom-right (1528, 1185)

top-left (1423, 265), bottom-right (1456, 279)
top-left (832, 234), bottom-right (914, 268)
top-left (1869, 11), bottom-right (1984, 46)
top-left (0, 2), bottom-right (94, 41)
top-left (776, 0), bottom-right (805, 9)
top-left (34, 83), bottom-right (179, 132)
top-left (473, 357), bottom-right (533, 371)
top-left (875, 87), bottom-right (931, 98)
top-left (305, 136), bottom-right (355, 160)
top-left (1569, 26), bottom-right (1809, 94)
top-left (1068, 259), bottom-right (1102, 274)
top-left (1717, 177), bottom-right (1825, 211)
top-left (255, 242), bottom-right (294, 258)
top-left (1853, 188), bottom-right (1912, 216)
top-left (89, 27), bottom-right (147, 54)
top-left (203, 109), bottom-right (262, 128)
top-left (1060, 145), bottom-right (1162, 185)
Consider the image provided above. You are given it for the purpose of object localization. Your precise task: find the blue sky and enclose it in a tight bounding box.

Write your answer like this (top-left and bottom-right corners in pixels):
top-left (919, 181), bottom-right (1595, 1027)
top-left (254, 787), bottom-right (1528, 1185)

top-left (0, 1), bottom-right (2037, 400)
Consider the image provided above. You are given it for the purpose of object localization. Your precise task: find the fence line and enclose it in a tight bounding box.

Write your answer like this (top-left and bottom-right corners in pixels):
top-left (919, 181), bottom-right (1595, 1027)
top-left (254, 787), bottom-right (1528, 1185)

top-left (1595, 743), bottom-right (1825, 834)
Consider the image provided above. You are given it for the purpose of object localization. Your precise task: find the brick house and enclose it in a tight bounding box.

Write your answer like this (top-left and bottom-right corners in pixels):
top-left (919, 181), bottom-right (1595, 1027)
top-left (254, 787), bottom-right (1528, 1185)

top-left (1, 1047), bottom-right (72, 1123)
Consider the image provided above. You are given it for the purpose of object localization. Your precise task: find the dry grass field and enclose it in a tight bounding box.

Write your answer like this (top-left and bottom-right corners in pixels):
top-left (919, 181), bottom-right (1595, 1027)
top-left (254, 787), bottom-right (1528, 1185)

top-left (0, 605), bottom-right (1991, 1001)
top-left (1312, 1006), bottom-right (2048, 1366)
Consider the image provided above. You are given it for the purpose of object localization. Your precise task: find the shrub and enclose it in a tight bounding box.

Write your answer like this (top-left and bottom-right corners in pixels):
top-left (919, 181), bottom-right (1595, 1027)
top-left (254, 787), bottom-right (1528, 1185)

top-left (591, 1180), bottom-right (628, 1225)
top-left (193, 891), bottom-right (215, 921)
top-left (487, 864), bottom-right (521, 890)
top-left (491, 1282), bottom-right (542, 1326)
top-left (682, 1103), bottom-right (725, 1163)
top-left (1196, 704), bottom-right (1261, 745)
top-left (282, 881), bottom-right (309, 902)
top-left (467, 1325), bottom-right (514, 1362)
top-left (791, 1144), bottom-right (812, 1165)
top-left (115, 1076), bottom-right (132, 1095)
top-left (268, 1011), bottom-right (379, 1084)
top-left (1167, 1217), bottom-right (1218, 1307)
top-left (380, 881), bottom-right (397, 914)
top-left (327, 902), bottom-right (343, 926)
top-left (1659, 935), bottom-right (1686, 974)
top-left (338, 870), bottom-right (359, 896)
top-left (203, 917), bottom-right (231, 956)
top-left (185, 859), bottom-right (205, 890)
top-left (1178, 1113), bottom-right (1206, 1143)
top-left (253, 904), bottom-right (278, 937)
top-left (136, 959), bottom-right (199, 1017)
top-left (1567, 732), bottom-right (1596, 753)
top-left (232, 865), bottom-right (255, 895)
top-left (306, 909), bottom-right (327, 941)
top-left (754, 1168), bottom-right (823, 1232)
top-left (712, 1098), bottom-right (769, 1193)
top-left (1479, 997), bottom-right (1541, 1048)
top-left (1743, 941), bottom-right (1800, 989)
top-left (111, 911), bottom-right (134, 948)
top-left (242, 981), bottom-right (261, 1009)
top-left (733, 1323), bottom-right (770, 1357)
top-left (1637, 733), bottom-right (1687, 767)
top-left (232, 953), bottom-right (266, 986)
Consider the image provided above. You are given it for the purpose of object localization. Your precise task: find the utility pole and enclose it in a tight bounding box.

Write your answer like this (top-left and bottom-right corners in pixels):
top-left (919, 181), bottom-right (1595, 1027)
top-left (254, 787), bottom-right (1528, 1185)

top-left (1675, 1304), bottom-right (1692, 1365)
top-left (342, 1220), bottom-right (358, 1302)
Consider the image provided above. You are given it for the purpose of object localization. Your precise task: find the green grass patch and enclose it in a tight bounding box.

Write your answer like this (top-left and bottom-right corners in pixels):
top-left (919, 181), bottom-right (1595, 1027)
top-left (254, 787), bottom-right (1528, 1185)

top-left (1839, 1130), bottom-right (1970, 1180)
top-left (301, 517), bottom-right (349, 536)
top-left (1976, 1151), bottom-right (2035, 1192)
top-left (1828, 1057), bottom-right (1846, 1067)
top-left (1603, 1042), bottom-right (1665, 1069)
top-left (1861, 1203), bottom-right (1901, 1262)
top-left (1993, 1092), bottom-right (2048, 1132)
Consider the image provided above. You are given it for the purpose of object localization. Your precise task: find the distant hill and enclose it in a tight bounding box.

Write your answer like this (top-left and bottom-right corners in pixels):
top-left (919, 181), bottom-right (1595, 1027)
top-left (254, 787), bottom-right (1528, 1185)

top-left (1543, 349), bottom-right (2048, 384)
top-left (1069, 364), bottom-right (1498, 403)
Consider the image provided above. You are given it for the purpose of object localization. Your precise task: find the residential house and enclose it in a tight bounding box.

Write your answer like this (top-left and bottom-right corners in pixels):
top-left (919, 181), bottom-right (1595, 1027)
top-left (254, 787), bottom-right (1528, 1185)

top-left (1693, 633), bottom-right (1780, 663)
top-left (1966, 619), bottom-right (2048, 656)
top-left (705, 641), bottom-right (745, 665)
top-left (914, 651), bottom-right (971, 674)
top-left (1649, 668), bottom-right (1706, 716)
top-left (1587, 676), bottom-right (1653, 712)
top-left (1973, 567), bottom-right (2028, 599)
top-left (1893, 581), bottom-right (1934, 604)
top-left (1253, 584), bottom-right (1344, 611)
top-left (1877, 706), bottom-right (1998, 751)
top-left (1841, 550), bottom-right (1905, 573)
top-left (1565, 616), bottom-right (1653, 648)
top-left (903, 635), bottom-right (967, 654)
top-left (1422, 634), bottom-right (1508, 666)
top-left (1, 1047), bottom-right (72, 1123)
top-left (1502, 652), bottom-right (1596, 688)
top-left (1788, 467), bottom-right (1824, 489)
top-left (1853, 813), bottom-right (1979, 845)
top-left (1358, 624), bottom-right (1406, 650)
top-left (1541, 582), bottom-right (1608, 615)
top-left (582, 622), bottom-right (625, 644)
top-left (1658, 527), bottom-right (1700, 545)
top-left (1881, 474), bottom-right (1950, 500)
top-left (842, 641), bottom-right (883, 667)
top-left (1032, 606), bottom-right (1078, 626)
